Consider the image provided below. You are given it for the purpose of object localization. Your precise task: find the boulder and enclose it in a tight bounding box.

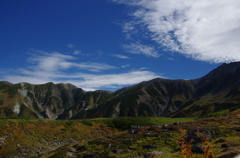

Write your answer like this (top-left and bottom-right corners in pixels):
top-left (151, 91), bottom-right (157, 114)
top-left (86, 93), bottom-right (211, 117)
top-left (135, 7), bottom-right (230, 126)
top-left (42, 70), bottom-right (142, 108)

top-left (185, 129), bottom-right (212, 144)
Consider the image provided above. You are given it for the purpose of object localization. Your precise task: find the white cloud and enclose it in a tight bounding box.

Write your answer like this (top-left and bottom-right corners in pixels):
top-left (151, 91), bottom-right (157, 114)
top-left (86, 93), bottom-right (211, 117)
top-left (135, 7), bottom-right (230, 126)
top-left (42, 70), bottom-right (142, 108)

top-left (112, 54), bottom-right (130, 59)
top-left (122, 42), bottom-right (160, 58)
top-left (1, 50), bottom-right (160, 91)
top-left (29, 52), bottom-right (75, 72)
top-left (114, 0), bottom-right (240, 63)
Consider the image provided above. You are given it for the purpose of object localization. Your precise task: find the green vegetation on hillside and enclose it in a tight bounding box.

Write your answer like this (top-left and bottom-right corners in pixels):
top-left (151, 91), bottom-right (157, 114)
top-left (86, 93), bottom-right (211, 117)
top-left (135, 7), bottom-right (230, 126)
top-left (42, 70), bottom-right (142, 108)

top-left (0, 116), bottom-right (196, 157)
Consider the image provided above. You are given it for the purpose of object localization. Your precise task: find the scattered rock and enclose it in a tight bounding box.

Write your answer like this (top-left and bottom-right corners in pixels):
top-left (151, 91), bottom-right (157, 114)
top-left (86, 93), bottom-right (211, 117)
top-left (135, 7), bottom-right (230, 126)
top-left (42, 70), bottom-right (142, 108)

top-left (167, 127), bottom-right (177, 131)
top-left (144, 133), bottom-right (151, 137)
top-left (210, 131), bottom-right (216, 134)
top-left (129, 129), bottom-right (135, 134)
top-left (143, 143), bottom-right (156, 149)
top-left (216, 138), bottom-right (226, 143)
top-left (144, 151), bottom-right (163, 158)
top-left (68, 147), bottom-right (77, 153)
top-left (83, 152), bottom-right (97, 158)
top-left (148, 125), bottom-right (161, 131)
top-left (191, 145), bottom-right (204, 154)
top-left (217, 151), bottom-right (239, 158)
top-left (162, 124), bottom-right (168, 129)
top-left (221, 144), bottom-right (229, 148)
top-left (111, 149), bottom-right (120, 154)
top-left (150, 125), bottom-right (161, 128)
top-left (173, 122), bottom-right (181, 125)
top-left (128, 125), bottom-right (143, 134)
top-left (234, 127), bottom-right (240, 132)
top-left (77, 143), bottom-right (87, 151)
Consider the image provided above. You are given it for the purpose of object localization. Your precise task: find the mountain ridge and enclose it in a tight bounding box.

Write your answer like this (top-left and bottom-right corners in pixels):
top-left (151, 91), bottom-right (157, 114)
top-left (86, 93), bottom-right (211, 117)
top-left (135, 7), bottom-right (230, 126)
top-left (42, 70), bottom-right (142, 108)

top-left (1, 62), bottom-right (240, 119)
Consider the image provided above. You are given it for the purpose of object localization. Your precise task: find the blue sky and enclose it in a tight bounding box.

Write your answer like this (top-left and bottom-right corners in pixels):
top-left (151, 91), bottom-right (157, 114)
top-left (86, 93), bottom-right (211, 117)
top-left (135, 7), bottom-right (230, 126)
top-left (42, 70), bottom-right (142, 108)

top-left (1, 0), bottom-right (240, 91)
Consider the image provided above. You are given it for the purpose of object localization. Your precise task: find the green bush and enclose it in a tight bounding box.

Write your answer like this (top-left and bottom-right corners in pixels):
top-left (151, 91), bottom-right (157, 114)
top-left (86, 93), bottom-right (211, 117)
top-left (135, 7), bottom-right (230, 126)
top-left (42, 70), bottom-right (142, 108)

top-left (81, 120), bottom-right (93, 126)
top-left (109, 117), bottom-right (154, 130)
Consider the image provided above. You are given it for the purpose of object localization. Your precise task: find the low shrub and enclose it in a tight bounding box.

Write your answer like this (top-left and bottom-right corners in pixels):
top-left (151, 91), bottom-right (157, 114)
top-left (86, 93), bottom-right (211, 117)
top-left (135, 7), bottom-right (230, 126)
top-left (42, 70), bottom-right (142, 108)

top-left (81, 120), bottom-right (93, 126)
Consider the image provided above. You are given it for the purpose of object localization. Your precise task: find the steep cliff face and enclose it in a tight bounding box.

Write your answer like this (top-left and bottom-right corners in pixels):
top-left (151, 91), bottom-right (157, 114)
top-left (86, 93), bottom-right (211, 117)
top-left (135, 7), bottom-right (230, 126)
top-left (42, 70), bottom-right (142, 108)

top-left (1, 62), bottom-right (240, 119)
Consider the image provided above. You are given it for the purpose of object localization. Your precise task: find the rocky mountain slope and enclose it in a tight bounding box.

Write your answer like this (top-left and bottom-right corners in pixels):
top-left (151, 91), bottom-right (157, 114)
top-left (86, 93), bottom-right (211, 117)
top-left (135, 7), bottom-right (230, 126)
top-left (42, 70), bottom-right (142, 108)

top-left (1, 62), bottom-right (240, 119)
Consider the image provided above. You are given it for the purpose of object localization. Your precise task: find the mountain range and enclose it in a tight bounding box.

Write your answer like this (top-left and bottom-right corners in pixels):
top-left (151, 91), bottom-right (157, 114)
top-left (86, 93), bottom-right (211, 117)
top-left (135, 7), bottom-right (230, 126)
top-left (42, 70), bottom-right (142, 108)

top-left (1, 62), bottom-right (240, 119)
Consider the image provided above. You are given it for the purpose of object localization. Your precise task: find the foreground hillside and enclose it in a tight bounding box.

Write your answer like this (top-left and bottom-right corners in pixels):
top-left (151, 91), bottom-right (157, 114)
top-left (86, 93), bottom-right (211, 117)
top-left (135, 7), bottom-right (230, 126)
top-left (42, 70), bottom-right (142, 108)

top-left (0, 109), bottom-right (240, 157)
top-left (40, 109), bottom-right (240, 158)
top-left (1, 62), bottom-right (240, 119)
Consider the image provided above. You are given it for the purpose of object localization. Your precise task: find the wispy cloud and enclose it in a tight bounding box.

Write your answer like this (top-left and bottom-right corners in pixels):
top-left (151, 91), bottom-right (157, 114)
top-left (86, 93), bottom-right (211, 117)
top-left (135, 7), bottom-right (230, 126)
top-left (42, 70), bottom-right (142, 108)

top-left (1, 50), bottom-right (160, 91)
top-left (114, 0), bottom-right (240, 63)
top-left (73, 50), bottom-right (81, 55)
top-left (121, 64), bottom-right (130, 68)
top-left (67, 43), bottom-right (75, 49)
top-left (112, 54), bottom-right (130, 59)
top-left (62, 71), bottom-right (160, 91)
top-left (122, 42), bottom-right (160, 58)
top-left (75, 62), bottom-right (116, 72)
top-left (28, 51), bottom-right (115, 73)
